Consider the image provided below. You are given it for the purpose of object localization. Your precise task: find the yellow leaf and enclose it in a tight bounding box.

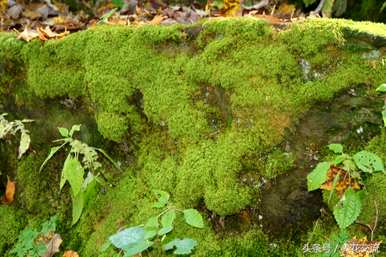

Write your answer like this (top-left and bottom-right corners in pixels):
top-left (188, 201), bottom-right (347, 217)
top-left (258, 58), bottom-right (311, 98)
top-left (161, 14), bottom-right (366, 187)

top-left (63, 250), bottom-right (80, 257)
top-left (220, 0), bottom-right (241, 16)
top-left (2, 176), bottom-right (16, 204)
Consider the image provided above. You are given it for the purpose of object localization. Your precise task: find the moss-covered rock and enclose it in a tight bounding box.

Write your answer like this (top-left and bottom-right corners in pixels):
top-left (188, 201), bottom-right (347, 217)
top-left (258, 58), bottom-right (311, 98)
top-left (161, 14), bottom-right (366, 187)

top-left (1, 18), bottom-right (386, 256)
top-left (0, 206), bottom-right (26, 255)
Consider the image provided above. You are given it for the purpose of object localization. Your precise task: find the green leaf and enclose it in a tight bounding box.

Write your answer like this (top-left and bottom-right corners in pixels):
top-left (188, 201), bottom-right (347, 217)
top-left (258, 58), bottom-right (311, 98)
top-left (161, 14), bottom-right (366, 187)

top-left (328, 144), bottom-right (343, 154)
top-left (303, 0), bottom-right (317, 7)
top-left (40, 143), bottom-right (66, 171)
top-left (18, 132), bottom-right (30, 159)
top-left (71, 192), bottom-right (84, 226)
top-left (61, 155), bottom-right (84, 196)
top-left (158, 210), bottom-right (176, 236)
top-left (307, 162), bottom-right (330, 191)
top-left (376, 83), bottom-right (386, 93)
top-left (144, 216), bottom-right (159, 239)
top-left (333, 188), bottom-right (362, 229)
top-left (183, 209), bottom-right (204, 228)
top-left (353, 150), bottom-right (384, 173)
top-left (382, 108), bottom-right (386, 127)
top-left (58, 127), bottom-right (69, 137)
top-left (109, 226), bottom-right (153, 256)
top-left (112, 0), bottom-right (125, 8)
top-left (153, 190), bottom-right (170, 208)
top-left (123, 241), bottom-right (153, 257)
top-left (163, 238), bottom-right (198, 255)
top-left (69, 124), bottom-right (81, 137)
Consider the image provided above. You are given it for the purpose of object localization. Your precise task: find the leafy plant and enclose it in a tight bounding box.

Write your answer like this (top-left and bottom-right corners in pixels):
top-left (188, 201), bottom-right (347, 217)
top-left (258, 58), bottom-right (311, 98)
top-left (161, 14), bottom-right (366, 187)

top-left (105, 190), bottom-right (204, 256)
top-left (39, 124), bottom-right (119, 225)
top-left (307, 144), bottom-right (384, 229)
top-left (376, 83), bottom-right (386, 126)
top-left (0, 113), bottom-right (32, 159)
top-left (10, 216), bottom-right (58, 257)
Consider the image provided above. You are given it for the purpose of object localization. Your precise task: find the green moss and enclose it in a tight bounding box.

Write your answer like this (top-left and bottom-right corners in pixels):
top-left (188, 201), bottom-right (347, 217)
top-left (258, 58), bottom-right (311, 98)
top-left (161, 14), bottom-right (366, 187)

top-left (16, 153), bottom-right (71, 219)
top-left (1, 18), bottom-right (386, 257)
top-left (0, 206), bottom-right (26, 255)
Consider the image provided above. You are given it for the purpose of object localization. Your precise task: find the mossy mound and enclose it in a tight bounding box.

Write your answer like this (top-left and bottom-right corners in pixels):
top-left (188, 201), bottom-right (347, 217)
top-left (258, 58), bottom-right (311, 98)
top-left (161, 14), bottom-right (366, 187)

top-left (1, 18), bottom-right (386, 256)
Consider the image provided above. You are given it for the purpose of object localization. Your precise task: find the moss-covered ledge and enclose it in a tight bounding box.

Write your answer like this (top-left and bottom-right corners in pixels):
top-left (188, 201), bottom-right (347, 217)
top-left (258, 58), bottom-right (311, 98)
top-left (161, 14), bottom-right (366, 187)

top-left (1, 18), bottom-right (386, 257)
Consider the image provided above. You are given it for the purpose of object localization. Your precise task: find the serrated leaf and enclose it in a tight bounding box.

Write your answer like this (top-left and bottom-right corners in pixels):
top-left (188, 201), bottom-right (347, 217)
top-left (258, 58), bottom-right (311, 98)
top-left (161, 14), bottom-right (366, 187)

top-left (376, 83), bottom-right (386, 93)
top-left (18, 132), bottom-right (30, 159)
top-left (163, 238), bottom-right (197, 255)
top-left (333, 188), bottom-right (362, 229)
top-left (153, 190), bottom-right (170, 208)
top-left (69, 124), bottom-right (81, 137)
top-left (158, 210), bottom-right (176, 236)
top-left (183, 209), bottom-right (204, 228)
top-left (307, 162), bottom-right (330, 191)
top-left (61, 155), bottom-right (84, 196)
top-left (58, 127), bottom-right (69, 137)
top-left (328, 144), bottom-right (343, 154)
top-left (353, 150), bottom-right (384, 173)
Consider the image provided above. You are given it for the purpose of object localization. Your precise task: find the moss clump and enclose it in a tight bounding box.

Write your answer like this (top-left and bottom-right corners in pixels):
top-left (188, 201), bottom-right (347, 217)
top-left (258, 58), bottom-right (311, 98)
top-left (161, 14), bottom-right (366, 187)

top-left (0, 206), bottom-right (26, 255)
top-left (1, 18), bottom-right (386, 256)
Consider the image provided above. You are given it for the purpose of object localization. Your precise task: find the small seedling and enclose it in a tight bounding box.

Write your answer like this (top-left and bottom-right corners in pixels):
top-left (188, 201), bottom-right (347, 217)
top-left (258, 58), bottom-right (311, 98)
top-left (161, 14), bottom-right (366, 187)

top-left (0, 113), bottom-right (32, 159)
top-left (105, 190), bottom-right (205, 256)
top-left (40, 124), bottom-right (119, 225)
top-left (307, 144), bottom-right (384, 230)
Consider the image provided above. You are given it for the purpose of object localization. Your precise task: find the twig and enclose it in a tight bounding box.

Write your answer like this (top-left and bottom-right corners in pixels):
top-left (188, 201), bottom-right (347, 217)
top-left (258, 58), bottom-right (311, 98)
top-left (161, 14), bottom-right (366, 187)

top-left (371, 200), bottom-right (379, 241)
top-left (310, 0), bottom-right (326, 16)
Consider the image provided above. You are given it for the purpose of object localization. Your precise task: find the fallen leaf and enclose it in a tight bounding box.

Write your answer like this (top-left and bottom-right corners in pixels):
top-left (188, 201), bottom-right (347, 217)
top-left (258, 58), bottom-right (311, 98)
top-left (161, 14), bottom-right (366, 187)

top-left (341, 237), bottom-right (382, 257)
top-left (42, 234), bottom-right (63, 257)
top-left (1, 176), bottom-right (16, 204)
top-left (219, 0), bottom-right (241, 16)
top-left (37, 26), bottom-right (70, 41)
top-left (149, 15), bottom-right (166, 25)
top-left (17, 27), bottom-right (39, 42)
top-left (320, 166), bottom-right (361, 197)
top-left (63, 250), bottom-right (79, 257)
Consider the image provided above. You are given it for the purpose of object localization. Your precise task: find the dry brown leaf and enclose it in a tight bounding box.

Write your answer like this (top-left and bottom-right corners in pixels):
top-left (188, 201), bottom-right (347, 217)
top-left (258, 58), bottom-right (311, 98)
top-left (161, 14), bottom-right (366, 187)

top-left (17, 28), bottom-right (39, 42)
top-left (219, 0), bottom-right (241, 17)
top-left (2, 176), bottom-right (16, 204)
top-left (319, 166), bottom-right (361, 197)
top-left (42, 234), bottom-right (63, 257)
top-left (36, 26), bottom-right (70, 41)
top-left (149, 15), bottom-right (166, 25)
top-left (341, 237), bottom-right (382, 257)
top-left (62, 250), bottom-right (79, 257)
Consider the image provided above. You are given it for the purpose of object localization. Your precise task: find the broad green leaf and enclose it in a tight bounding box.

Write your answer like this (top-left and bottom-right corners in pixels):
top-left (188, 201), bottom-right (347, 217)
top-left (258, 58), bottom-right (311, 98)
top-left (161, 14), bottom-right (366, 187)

top-left (307, 162), bottom-right (330, 191)
top-left (144, 216), bottom-right (159, 239)
top-left (40, 143), bottom-right (66, 171)
top-left (18, 132), bottom-right (30, 159)
top-left (71, 192), bottom-right (84, 225)
top-left (153, 190), bottom-right (170, 208)
top-left (333, 188), bottom-right (362, 229)
top-left (69, 124), bottom-right (81, 137)
top-left (61, 155), bottom-right (84, 196)
top-left (376, 83), bottom-right (386, 93)
top-left (342, 159), bottom-right (356, 172)
top-left (158, 210), bottom-right (176, 236)
top-left (328, 144), bottom-right (343, 154)
top-left (163, 238), bottom-right (197, 255)
top-left (183, 209), bottom-right (204, 228)
top-left (58, 127), bottom-right (69, 137)
top-left (353, 150), bottom-right (384, 173)
top-left (109, 226), bottom-right (145, 249)
top-left (123, 241), bottom-right (153, 257)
